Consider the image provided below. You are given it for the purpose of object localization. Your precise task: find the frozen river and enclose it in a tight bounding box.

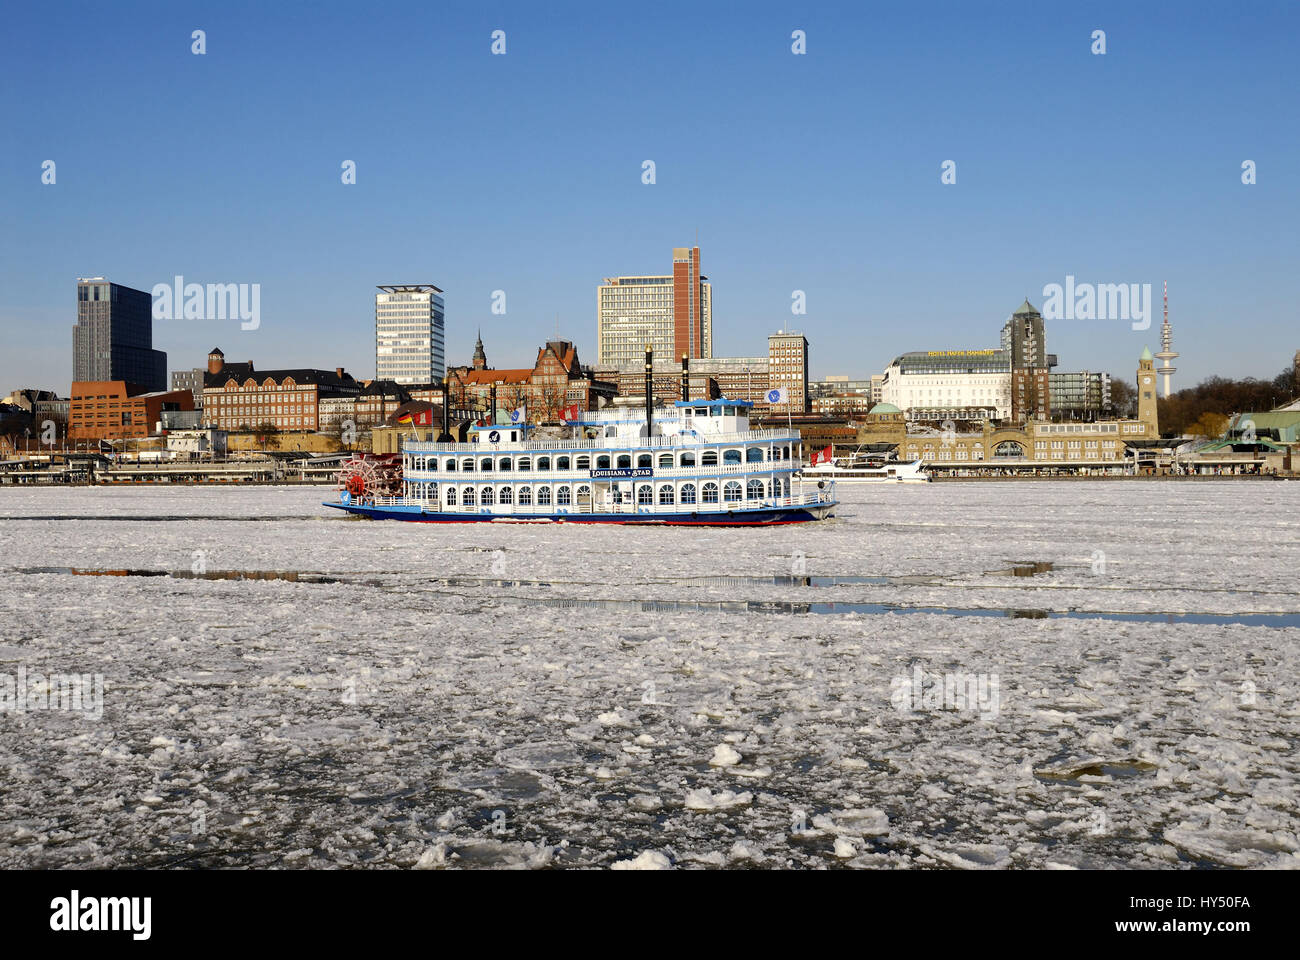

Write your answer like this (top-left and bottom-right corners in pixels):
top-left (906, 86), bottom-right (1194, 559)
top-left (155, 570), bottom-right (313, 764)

top-left (1, 482), bottom-right (1296, 869)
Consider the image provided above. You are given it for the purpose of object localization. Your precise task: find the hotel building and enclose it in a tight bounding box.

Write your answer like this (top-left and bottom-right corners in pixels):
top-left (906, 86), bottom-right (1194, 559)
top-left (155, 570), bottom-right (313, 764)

top-left (880, 349), bottom-right (1012, 420)
top-left (376, 284), bottom-right (445, 385)
top-left (597, 247), bottom-right (711, 367)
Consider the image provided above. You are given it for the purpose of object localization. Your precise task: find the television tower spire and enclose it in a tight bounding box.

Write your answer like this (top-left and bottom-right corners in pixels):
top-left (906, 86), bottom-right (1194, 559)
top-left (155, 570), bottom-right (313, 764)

top-left (1154, 280), bottom-right (1178, 398)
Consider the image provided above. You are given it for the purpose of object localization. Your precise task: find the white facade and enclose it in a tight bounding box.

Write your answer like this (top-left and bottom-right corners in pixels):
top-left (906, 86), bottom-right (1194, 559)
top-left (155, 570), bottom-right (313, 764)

top-left (881, 351), bottom-right (1012, 420)
top-left (376, 284), bottom-right (445, 385)
top-left (597, 275), bottom-right (711, 367)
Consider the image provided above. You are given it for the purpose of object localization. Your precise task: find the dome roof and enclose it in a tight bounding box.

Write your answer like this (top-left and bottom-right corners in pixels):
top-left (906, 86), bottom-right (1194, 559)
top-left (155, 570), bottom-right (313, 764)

top-left (869, 402), bottom-right (901, 414)
top-left (1140, 346), bottom-right (1154, 361)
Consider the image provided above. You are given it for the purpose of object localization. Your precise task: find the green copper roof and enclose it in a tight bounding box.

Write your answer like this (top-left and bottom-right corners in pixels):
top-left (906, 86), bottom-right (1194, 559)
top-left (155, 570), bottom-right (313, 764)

top-left (1140, 346), bottom-right (1154, 361)
top-left (1013, 298), bottom-right (1038, 315)
top-left (869, 402), bottom-right (901, 414)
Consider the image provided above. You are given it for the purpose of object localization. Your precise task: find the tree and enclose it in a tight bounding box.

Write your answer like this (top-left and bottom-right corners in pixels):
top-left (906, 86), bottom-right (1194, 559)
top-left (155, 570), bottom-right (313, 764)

top-left (1108, 379), bottom-right (1136, 418)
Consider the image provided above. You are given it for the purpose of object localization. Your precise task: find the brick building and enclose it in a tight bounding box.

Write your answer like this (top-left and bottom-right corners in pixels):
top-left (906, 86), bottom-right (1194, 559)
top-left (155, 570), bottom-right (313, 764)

top-left (69, 381), bottom-right (195, 441)
top-left (447, 337), bottom-right (617, 421)
top-left (200, 347), bottom-right (360, 433)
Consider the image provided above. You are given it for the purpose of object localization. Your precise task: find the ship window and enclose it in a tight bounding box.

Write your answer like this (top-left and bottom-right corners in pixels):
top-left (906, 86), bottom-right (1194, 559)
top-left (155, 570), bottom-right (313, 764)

top-left (556, 485), bottom-right (571, 505)
top-left (537, 485), bottom-right (551, 505)
top-left (576, 455), bottom-right (590, 469)
top-left (637, 484), bottom-right (653, 504)
top-left (463, 487), bottom-right (476, 506)
top-left (516, 456), bottom-right (531, 470)
top-left (427, 459), bottom-right (438, 472)
top-left (702, 482), bottom-right (719, 503)
top-left (658, 453), bottom-right (673, 468)
top-left (658, 484), bottom-right (674, 504)
top-left (724, 481), bottom-right (742, 502)
top-left (617, 455), bottom-right (631, 468)
top-left (446, 487), bottom-right (457, 505)
top-left (605, 426), bottom-right (617, 437)
top-left (683, 408), bottom-right (693, 417)
top-left (747, 479), bottom-right (764, 499)
top-left (557, 456), bottom-right (571, 470)
top-left (782, 446), bottom-right (791, 461)
top-left (576, 485), bottom-right (591, 506)
top-left (461, 458), bottom-right (474, 472)
top-left (498, 458), bottom-right (511, 471)
top-left (680, 483), bottom-right (696, 504)
top-left (710, 406), bottom-right (723, 417)
top-left (480, 458), bottom-right (493, 472)
top-left (518, 486), bottom-right (532, 505)
top-left (637, 454), bottom-right (652, 469)
top-left (724, 449), bottom-right (742, 465)
top-left (596, 455), bottom-right (611, 469)
top-left (746, 447), bottom-right (764, 463)
top-left (481, 487), bottom-right (495, 506)
top-left (537, 456), bottom-right (551, 471)
top-left (499, 486), bottom-right (513, 505)
top-left (701, 450), bottom-right (718, 466)
top-left (679, 452), bottom-right (695, 467)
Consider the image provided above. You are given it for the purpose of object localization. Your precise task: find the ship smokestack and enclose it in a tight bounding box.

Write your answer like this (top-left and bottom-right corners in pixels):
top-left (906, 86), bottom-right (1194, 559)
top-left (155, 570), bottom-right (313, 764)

top-left (441, 376), bottom-right (450, 441)
top-left (644, 344), bottom-right (654, 437)
top-left (680, 354), bottom-right (689, 402)
top-left (489, 383), bottom-right (497, 424)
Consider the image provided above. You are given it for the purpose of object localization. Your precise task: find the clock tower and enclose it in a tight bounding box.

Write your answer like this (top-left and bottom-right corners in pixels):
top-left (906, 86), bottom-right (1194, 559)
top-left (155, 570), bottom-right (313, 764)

top-left (1137, 346), bottom-right (1159, 434)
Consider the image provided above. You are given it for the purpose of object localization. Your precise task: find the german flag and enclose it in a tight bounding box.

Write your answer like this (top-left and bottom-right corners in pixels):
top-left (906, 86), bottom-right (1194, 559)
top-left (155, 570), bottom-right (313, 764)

top-left (396, 411), bottom-right (414, 424)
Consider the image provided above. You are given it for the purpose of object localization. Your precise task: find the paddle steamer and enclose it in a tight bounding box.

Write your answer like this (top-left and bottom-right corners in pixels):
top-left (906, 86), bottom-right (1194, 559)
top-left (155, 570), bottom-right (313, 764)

top-left (326, 397), bottom-right (836, 526)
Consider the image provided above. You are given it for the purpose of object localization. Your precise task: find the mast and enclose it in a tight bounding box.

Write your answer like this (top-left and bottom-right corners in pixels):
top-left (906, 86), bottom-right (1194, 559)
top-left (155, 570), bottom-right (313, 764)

top-left (644, 344), bottom-right (654, 437)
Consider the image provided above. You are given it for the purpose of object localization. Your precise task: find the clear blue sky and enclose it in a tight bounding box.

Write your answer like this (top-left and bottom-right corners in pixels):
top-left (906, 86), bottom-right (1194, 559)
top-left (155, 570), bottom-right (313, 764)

top-left (2, 0), bottom-right (1296, 393)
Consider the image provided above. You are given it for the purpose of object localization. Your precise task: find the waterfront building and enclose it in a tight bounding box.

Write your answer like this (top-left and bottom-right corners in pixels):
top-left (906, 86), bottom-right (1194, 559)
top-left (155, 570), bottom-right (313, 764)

top-left (375, 284), bottom-right (445, 385)
top-left (597, 247), bottom-right (711, 366)
top-left (880, 349), bottom-right (1011, 420)
top-left (447, 338), bottom-right (617, 421)
top-left (201, 347), bottom-right (360, 433)
top-left (73, 278), bottom-right (167, 392)
top-left (1048, 371), bottom-right (1111, 420)
top-left (69, 381), bottom-right (195, 441)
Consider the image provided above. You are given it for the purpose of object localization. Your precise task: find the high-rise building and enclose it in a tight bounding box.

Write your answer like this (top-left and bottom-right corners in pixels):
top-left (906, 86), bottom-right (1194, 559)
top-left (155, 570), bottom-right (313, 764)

top-left (1003, 299), bottom-right (1052, 424)
top-left (597, 247), bottom-right (711, 367)
top-left (1001, 299), bottom-right (1048, 369)
top-left (73, 278), bottom-right (167, 392)
top-left (768, 331), bottom-right (809, 413)
top-left (375, 284), bottom-right (445, 385)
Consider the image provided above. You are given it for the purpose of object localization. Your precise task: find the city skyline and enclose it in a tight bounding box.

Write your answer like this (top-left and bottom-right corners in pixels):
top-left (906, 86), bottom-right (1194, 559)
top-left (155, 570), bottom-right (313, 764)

top-left (2, 1), bottom-right (1297, 393)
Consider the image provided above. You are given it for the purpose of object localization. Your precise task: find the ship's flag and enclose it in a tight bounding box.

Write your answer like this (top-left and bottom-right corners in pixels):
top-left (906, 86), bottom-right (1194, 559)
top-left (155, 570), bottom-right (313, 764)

top-left (560, 404), bottom-right (581, 422)
top-left (811, 445), bottom-right (833, 466)
top-left (509, 406), bottom-right (527, 424)
top-left (766, 387), bottom-right (789, 404)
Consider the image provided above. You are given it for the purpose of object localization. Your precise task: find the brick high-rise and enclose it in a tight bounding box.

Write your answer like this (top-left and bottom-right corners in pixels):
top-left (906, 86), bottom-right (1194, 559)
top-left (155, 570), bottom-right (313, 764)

top-left (598, 246), bottom-right (711, 367)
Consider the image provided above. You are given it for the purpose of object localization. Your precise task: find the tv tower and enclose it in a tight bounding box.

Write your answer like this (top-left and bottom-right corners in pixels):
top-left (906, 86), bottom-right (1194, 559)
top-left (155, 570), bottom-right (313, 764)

top-left (1154, 281), bottom-right (1178, 398)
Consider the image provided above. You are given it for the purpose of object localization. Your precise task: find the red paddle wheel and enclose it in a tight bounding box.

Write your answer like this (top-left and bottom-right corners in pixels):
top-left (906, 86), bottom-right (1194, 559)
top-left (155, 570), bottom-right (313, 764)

top-left (336, 453), bottom-right (403, 503)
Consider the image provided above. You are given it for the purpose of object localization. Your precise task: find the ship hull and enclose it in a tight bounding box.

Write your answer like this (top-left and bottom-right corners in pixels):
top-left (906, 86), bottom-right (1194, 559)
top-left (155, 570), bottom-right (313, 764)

top-left (324, 500), bottom-right (835, 525)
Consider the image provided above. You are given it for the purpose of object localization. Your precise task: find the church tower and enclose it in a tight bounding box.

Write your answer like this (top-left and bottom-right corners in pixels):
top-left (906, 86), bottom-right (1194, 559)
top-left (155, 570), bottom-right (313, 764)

top-left (1137, 346), bottom-right (1159, 434)
top-left (471, 330), bottom-right (488, 371)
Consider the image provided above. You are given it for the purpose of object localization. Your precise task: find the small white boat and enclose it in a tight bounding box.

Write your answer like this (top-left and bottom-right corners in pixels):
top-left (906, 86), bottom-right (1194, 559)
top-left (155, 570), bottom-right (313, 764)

top-left (797, 455), bottom-right (931, 484)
